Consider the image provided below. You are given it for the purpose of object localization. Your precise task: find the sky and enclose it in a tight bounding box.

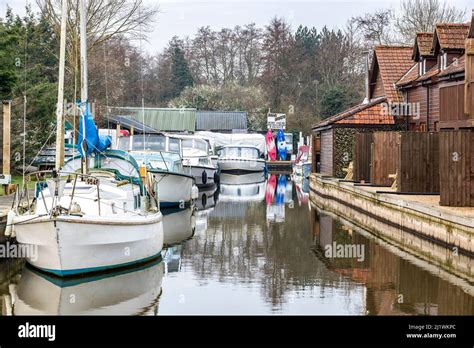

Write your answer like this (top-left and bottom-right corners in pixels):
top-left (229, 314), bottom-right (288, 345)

top-left (1, 0), bottom-right (472, 54)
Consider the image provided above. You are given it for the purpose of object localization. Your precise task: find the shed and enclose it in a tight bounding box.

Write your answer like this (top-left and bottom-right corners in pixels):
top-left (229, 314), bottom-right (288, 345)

top-left (108, 107), bottom-right (196, 133)
top-left (196, 111), bottom-right (247, 132)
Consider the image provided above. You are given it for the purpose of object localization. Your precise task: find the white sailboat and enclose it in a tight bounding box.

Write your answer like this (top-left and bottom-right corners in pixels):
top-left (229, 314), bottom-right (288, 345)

top-left (10, 0), bottom-right (164, 277)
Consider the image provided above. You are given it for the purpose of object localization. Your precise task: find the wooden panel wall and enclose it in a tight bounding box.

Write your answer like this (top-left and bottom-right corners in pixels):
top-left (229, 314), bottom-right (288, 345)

top-left (398, 132), bottom-right (439, 193)
top-left (371, 132), bottom-right (399, 186)
top-left (439, 82), bottom-right (467, 128)
top-left (439, 130), bottom-right (474, 206)
top-left (320, 129), bottom-right (334, 176)
top-left (353, 132), bottom-right (373, 182)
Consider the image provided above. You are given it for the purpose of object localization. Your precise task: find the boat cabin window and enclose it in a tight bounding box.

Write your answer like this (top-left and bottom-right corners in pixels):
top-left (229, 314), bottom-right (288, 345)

top-left (133, 135), bottom-right (167, 152)
top-left (240, 147), bottom-right (259, 159)
top-left (168, 138), bottom-right (181, 153)
top-left (182, 138), bottom-right (208, 152)
top-left (220, 147), bottom-right (259, 159)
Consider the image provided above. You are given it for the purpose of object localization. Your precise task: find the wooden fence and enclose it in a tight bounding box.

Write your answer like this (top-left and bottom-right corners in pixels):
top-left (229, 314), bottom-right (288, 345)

top-left (371, 132), bottom-right (399, 186)
top-left (397, 132), bottom-right (440, 193)
top-left (439, 130), bottom-right (474, 206)
top-left (353, 132), bottom-right (373, 182)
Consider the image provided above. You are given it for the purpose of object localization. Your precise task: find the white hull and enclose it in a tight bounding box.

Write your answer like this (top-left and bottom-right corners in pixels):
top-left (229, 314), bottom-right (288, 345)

top-left (218, 158), bottom-right (266, 172)
top-left (14, 213), bottom-right (163, 276)
top-left (13, 260), bottom-right (164, 315)
top-left (150, 171), bottom-right (195, 207)
top-left (185, 165), bottom-right (217, 187)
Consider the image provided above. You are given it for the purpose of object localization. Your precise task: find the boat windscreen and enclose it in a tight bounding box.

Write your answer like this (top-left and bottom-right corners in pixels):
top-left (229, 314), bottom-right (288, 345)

top-left (131, 135), bottom-right (167, 152)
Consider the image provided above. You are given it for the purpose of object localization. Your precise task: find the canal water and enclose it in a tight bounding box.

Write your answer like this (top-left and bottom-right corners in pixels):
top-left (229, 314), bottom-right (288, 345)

top-left (0, 174), bottom-right (473, 315)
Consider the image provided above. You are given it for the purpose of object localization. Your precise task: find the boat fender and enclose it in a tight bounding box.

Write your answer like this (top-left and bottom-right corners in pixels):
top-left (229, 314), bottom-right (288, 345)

top-left (202, 170), bottom-right (207, 184)
top-left (5, 210), bottom-right (16, 238)
top-left (201, 193), bottom-right (207, 207)
top-left (191, 185), bottom-right (199, 200)
top-left (213, 172), bottom-right (220, 184)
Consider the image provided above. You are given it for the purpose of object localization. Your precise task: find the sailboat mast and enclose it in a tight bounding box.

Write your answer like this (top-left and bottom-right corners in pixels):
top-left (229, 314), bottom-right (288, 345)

top-left (79, 0), bottom-right (88, 104)
top-left (55, 0), bottom-right (67, 170)
top-left (79, 0), bottom-right (88, 173)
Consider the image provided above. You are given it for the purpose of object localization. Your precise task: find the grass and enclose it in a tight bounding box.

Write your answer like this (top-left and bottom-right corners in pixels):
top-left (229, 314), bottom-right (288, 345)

top-left (0, 175), bottom-right (36, 196)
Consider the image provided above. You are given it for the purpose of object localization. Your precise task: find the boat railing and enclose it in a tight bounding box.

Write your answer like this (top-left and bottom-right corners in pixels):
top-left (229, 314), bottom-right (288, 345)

top-left (13, 170), bottom-right (106, 217)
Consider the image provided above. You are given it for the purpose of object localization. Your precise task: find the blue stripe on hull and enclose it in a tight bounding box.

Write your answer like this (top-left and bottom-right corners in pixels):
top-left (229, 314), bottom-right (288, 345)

top-left (34, 251), bottom-right (163, 277)
top-left (160, 200), bottom-right (192, 208)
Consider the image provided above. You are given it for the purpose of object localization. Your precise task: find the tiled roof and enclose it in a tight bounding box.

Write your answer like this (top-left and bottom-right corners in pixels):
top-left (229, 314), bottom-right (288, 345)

top-left (312, 97), bottom-right (394, 130)
top-left (438, 55), bottom-right (465, 77)
top-left (196, 111), bottom-right (247, 131)
top-left (416, 65), bottom-right (440, 82)
top-left (434, 23), bottom-right (470, 50)
top-left (374, 46), bottom-right (414, 102)
top-left (414, 32), bottom-right (434, 57)
top-left (396, 63), bottom-right (419, 86)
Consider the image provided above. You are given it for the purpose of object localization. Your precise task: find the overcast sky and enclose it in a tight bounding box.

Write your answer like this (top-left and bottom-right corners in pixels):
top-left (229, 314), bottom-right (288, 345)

top-left (1, 0), bottom-right (471, 54)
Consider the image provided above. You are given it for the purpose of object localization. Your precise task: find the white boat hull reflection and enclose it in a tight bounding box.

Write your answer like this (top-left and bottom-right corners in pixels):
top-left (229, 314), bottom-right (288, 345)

top-left (162, 207), bottom-right (196, 246)
top-left (218, 173), bottom-right (266, 202)
top-left (13, 259), bottom-right (164, 315)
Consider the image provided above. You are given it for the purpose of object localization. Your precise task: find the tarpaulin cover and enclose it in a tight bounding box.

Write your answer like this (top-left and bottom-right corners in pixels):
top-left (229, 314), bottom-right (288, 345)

top-left (78, 103), bottom-right (111, 156)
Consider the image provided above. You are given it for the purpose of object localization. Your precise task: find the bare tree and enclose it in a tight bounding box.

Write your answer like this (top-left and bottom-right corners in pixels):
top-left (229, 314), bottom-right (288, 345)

top-left (395, 0), bottom-right (467, 43)
top-left (37, 0), bottom-right (158, 69)
top-left (350, 9), bottom-right (396, 47)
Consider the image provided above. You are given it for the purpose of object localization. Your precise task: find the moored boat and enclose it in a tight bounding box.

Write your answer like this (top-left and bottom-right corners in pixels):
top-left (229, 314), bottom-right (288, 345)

top-left (118, 134), bottom-right (197, 208)
top-left (217, 145), bottom-right (266, 173)
top-left (173, 135), bottom-right (219, 188)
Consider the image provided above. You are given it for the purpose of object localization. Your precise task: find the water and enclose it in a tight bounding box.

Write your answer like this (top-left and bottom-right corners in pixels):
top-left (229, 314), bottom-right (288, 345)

top-left (0, 174), bottom-right (473, 315)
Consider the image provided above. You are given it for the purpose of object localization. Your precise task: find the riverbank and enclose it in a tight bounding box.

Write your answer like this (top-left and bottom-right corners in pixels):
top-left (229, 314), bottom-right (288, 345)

top-left (309, 174), bottom-right (474, 282)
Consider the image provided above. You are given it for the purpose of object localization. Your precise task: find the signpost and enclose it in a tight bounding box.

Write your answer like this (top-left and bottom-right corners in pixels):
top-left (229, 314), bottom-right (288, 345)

top-left (267, 112), bottom-right (286, 130)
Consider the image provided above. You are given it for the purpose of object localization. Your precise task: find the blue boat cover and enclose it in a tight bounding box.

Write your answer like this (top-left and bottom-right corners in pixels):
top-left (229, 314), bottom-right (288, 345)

top-left (77, 102), bottom-right (111, 156)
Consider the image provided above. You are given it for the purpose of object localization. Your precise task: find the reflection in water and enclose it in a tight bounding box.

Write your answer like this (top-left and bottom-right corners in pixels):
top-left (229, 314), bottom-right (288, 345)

top-left (310, 207), bottom-right (474, 315)
top-left (1, 177), bottom-right (473, 315)
top-left (162, 207), bottom-right (196, 246)
top-left (10, 260), bottom-right (164, 315)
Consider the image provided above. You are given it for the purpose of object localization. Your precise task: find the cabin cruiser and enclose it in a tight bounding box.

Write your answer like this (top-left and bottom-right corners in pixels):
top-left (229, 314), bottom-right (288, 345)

top-left (162, 206), bottom-right (196, 246)
top-left (118, 134), bottom-right (198, 208)
top-left (171, 134), bottom-right (219, 188)
top-left (217, 145), bottom-right (266, 173)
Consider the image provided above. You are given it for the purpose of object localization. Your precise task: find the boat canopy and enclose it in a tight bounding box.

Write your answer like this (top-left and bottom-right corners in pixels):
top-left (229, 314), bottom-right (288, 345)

top-left (118, 134), bottom-right (181, 154)
top-left (63, 149), bottom-right (141, 181)
top-left (195, 131), bottom-right (266, 155)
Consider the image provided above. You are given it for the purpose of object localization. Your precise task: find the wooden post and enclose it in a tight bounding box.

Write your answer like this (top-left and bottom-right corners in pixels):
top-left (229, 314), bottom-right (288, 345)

top-left (465, 38), bottom-right (473, 118)
top-left (2, 101), bottom-right (11, 176)
top-left (466, 11), bottom-right (474, 118)
top-left (2, 101), bottom-right (14, 195)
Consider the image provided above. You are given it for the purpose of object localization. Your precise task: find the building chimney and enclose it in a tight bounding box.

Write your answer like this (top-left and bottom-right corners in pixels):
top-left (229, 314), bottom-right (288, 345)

top-left (362, 50), bottom-right (370, 104)
top-left (465, 10), bottom-right (474, 117)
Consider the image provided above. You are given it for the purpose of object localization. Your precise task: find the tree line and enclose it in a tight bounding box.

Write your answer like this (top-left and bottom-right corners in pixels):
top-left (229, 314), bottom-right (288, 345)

top-left (0, 0), bottom-right (467, 168)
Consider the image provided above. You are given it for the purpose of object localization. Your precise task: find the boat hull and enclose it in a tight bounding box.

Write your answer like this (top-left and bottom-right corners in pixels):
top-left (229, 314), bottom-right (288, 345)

top-left (218, 158), bottom-right (266, 173)
top-left (185, 165), bottom-right (217, 188)
top-left (14, 213), bottom-right (164, 277)
top-left (149, 170), bottom-right (195, 207)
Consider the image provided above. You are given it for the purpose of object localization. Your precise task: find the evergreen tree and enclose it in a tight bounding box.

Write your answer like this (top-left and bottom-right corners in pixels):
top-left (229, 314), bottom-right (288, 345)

top-left (171, 43), bottom-right (194, 99)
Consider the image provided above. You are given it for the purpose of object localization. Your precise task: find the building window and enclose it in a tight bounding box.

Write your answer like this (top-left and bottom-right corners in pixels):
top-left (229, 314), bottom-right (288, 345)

top-left (419, 59), bottom-right (426, 75)
top-left (440, 52), bottom-right (448, 70)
